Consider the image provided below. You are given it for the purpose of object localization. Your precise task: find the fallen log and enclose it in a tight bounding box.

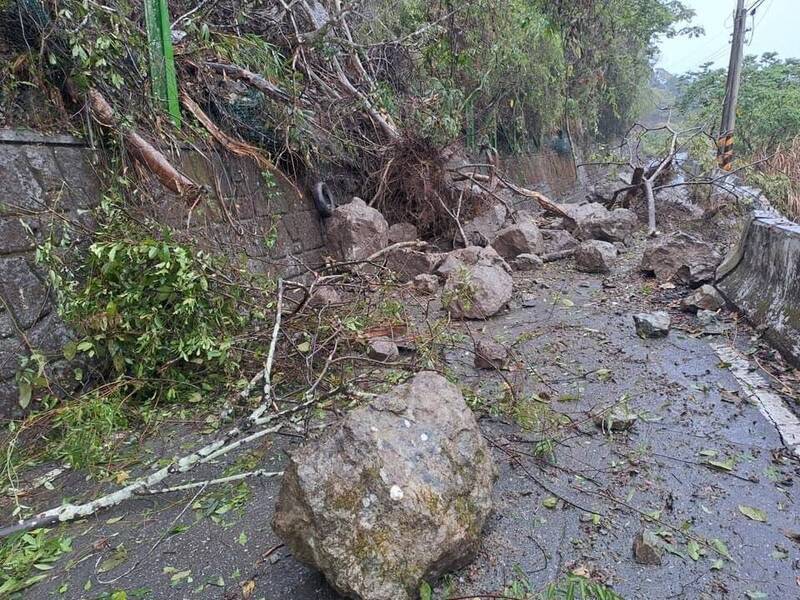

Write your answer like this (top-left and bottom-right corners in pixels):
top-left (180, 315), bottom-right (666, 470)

top-left (87, 88), bottom-right (199, 198)
top-left (449, 169), bottom-right (571, 219)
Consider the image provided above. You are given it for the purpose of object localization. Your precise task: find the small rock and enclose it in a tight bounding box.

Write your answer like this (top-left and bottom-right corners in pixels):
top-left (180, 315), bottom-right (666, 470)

top-left (633, 530), bottom-right (663, 566)
top-left (308, 285), bottom-right (342, 308)
top-left (463, 204), bottom-right (508, 247)
top-left (521, 294), bottom-right (537, 308)
top-left (326, 197), bottom-right (389, 262)
top-left (574, 240), bottom-right (618, 274)
top-left (594, 405), bottom-right (638, 432)
top-left (367, 338), bottom-right (400, 362)
top-left (474, 338), bottom-right (509, 369)
top-left (633, 312), bottom-right (670, 339)
top-left (697, 310), bottom-right (728, 335)
top-left (511, 253), bottom-right (544, 272)
top-left (438, 247), bottom-right (513, 320)
top-left (681, 285), bottom-right (725, 313)
top-left (412, 274), bottom-right (439, 294)
top-left (560, 203), bottom-right (638, 243)
top-left (491, 223), bottom-right (544, 259)
top-left (388, 222), bottom-right (418, 244)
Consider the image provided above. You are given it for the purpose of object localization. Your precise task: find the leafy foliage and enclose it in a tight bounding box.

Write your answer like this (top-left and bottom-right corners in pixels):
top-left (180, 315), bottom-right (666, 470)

top-left (41, 197), bottom-right (248, 406)
top-left (677, 54), bottom-right (800, 218)
top-left (0, 528), bottom-right (72, 596)
top-left (677, 54), bottom-right (800, 153)
top-left (366, 0), bottom-right (694, 150)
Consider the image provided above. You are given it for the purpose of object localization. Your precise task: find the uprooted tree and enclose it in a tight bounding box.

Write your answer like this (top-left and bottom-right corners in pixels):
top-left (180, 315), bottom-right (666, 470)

top-left (0, 0), bottom-right (700, 536)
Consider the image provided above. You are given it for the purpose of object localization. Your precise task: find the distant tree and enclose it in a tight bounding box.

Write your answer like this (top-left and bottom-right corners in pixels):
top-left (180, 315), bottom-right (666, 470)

top-left (677, 53), bottom-right (800, 153)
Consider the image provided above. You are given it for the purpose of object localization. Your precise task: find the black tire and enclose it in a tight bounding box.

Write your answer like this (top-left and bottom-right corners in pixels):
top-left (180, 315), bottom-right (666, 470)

top-left (312, 181), bottom-right (336, 218)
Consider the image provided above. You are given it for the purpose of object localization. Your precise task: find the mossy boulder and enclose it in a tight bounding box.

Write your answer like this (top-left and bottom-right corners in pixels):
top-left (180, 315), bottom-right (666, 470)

top-left (272, 372), bottom-right (496, 600)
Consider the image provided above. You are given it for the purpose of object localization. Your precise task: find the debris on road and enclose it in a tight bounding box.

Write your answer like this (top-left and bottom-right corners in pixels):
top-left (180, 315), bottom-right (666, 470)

top-left (640, 231), bottom-right (721, 284)
top-left (575, 239), bottom-right (618, 274)
top-left (681, 284), bottom-right (726, 312)
top-left (633, 311), bottom-right (671, 338)
top-left (272, 372), bottom-right (496, 600)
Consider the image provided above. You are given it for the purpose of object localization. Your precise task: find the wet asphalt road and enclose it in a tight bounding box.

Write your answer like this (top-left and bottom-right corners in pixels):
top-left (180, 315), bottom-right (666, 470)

top-left (20, 239), bottom-right (800, 600)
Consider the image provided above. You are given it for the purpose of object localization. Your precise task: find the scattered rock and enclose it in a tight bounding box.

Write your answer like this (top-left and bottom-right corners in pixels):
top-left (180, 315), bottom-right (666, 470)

top-left (388, 222), bottom-right (418, 244)
top-left (511, 253), bottom-right (544, 272)
top-left (436, 246), bottom-right (510, 279)
top-left (574, 240), bottom-right (618, 274)
top-left (594, 404), bottom-right (638, 432)
top-left (367, 338), bottom-right (400, 362)
top-left (697, 310), bottom-right (728, 335)
top-left (272, 372), bottom-right (496, 600)
top-left (412, 274), bottom-right (439, 294)
top-left (438, 247), bottom-right (513, 320)
top-left (633, 311), bottom-right (671, 339)
top-left (681, 285), bottom-right (726, 313)
top-left (633, 530), bottom-right (663, 566)
top-left (307, 285), bottom-right (342, 308)
top-left (640, 232), bottom-right (721, 285)
top-left (474, 337), bottom-right (509, 369)
top-left (385, 247), bottom-right (443, 283)
top-left (491, 223), bottom-right (544, 259)
top-left (560, 203), bottom-right (638, 243)
top-left (463, 204), bottom-right (508, 247)
top-left (542, 229), bottom-right (579, 254)
top-left (326, 197), bottom-right (389, 262)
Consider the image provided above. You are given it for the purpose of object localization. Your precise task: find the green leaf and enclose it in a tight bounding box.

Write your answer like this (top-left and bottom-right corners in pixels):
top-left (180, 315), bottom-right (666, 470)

top-left (745, 591), bottom-right (767, 599)
top-left (18, 382), bottom-right (32, 409)
top-left (687, 540), bottom-right (701, 561)
top-left (542, 497), bottom-right (558, 509)
top-left (711, 559), bottom-right (724, 571)
top-left (711, 538), bottom-right (732, 560)
top-left (98, 546), bottom-right (128, 573)
top-left (706, 458), bottom-right (735, 472)
top-left (738, 505), bottom-right (767, 522)
top-left (237, 531), bottom-right (248, 546)
top-left (419, 581), bottom-right (433, 600)
top-left (170, 569), bottom-right (192, 584)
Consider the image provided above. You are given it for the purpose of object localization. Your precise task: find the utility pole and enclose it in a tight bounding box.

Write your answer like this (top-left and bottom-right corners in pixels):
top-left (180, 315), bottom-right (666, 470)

top-left (718, 0), bottom-right (748, 171)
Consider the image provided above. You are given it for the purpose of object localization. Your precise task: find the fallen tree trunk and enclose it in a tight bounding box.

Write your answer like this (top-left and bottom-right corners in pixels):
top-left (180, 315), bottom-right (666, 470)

top-left (450, 169), bottom-right (570, 219)
top-left (87, 88), bottom-right (199, 198)
top-left (205, 62), bottom-right (295, 105)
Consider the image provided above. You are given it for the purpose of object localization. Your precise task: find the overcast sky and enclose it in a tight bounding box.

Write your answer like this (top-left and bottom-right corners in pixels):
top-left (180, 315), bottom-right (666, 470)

top-left (657, 0), bottom-right (797, 74)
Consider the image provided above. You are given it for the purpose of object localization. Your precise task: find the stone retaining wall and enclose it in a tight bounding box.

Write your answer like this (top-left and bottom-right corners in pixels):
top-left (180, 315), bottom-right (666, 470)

top-left (0, 130), bottom-right (325, 419)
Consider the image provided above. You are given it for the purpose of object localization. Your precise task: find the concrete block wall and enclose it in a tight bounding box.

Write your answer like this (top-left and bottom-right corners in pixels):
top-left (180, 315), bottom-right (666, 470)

top-left (717, 211), bottom-right (800, 366)
top-left (0, 130), bottom-right (326, 419)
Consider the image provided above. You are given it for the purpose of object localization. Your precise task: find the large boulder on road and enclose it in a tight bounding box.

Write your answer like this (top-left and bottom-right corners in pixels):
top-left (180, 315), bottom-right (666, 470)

top-left (491, 223), bottom-right (544, 259)
top-left (560, 203), bottom-right (638, 243)
top-left (463, 204), bottom-right (507, 247)
top-left (542, 229), bottom-right (579, 254)
top-left (272, 372), bottom-right (496, 600)
top-left (327, 198), bottom-right (389, 262)
top-left (438, 247), bottom-right (513, 319)
top-left (575, 240), bottom-right (618, 274)
top-left (385, 247), bottom-right (443, 283)
top-left (640, 231), bottom-right (721, 285)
